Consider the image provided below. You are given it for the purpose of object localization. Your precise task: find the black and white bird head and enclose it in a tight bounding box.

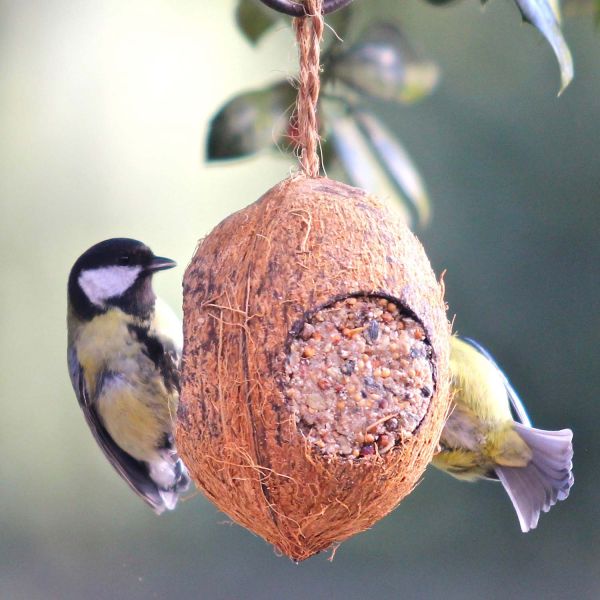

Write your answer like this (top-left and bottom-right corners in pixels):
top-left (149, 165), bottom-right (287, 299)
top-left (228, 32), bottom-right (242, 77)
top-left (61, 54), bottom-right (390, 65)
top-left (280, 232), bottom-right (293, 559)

top-left (68, 238), bottom-right (176, 320)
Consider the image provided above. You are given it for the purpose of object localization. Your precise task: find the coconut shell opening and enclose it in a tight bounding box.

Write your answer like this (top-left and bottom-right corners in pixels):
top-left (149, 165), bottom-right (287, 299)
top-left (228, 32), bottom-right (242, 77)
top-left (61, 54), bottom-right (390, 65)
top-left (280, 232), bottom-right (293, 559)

top-left (285, 295), bottom-right (435, 459)
top-left (178, 176), bottom-right (451, 561)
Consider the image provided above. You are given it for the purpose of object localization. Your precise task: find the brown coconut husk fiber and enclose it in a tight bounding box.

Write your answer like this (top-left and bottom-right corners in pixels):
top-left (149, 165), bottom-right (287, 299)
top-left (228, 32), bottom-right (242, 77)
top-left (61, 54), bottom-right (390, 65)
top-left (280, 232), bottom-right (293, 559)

top-left (177, 176), bottom-right (451, 561)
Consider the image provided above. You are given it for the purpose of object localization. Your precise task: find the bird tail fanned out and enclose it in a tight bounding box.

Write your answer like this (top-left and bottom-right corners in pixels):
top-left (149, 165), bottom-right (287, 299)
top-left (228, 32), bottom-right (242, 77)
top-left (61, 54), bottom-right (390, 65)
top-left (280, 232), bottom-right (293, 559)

top-left (496, 424), bottom-right (573, 532)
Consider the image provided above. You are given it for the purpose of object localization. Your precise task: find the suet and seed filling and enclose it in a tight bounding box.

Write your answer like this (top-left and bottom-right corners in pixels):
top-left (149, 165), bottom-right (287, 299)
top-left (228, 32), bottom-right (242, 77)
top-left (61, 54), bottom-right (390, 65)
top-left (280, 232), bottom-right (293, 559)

top-left (284, 296), bottom-right (435, 459)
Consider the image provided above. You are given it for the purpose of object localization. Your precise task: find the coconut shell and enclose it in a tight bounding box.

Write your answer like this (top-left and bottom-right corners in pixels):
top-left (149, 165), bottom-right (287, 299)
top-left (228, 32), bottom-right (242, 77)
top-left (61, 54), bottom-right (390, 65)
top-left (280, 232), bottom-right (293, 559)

top-left (177, 176), bottom-right (450, 561)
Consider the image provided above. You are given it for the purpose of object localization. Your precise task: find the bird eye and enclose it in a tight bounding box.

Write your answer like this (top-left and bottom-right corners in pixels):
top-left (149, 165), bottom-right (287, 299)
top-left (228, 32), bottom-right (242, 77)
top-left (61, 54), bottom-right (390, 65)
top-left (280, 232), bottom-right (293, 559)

top-left (117, 255), bottom-right (130, 266)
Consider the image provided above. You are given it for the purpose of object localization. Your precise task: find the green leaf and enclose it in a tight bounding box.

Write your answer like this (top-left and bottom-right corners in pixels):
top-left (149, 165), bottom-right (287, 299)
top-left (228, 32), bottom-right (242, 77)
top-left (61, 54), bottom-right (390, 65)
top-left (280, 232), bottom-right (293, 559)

top-left (328, 108), bottom-right (431, 228)
top-left (327, 23), bottom-right (439, 104)
top-left (235, 0), bottom-right (279, 45)
top-left (207, 81), bottom-right (296, 161)
top-left (514, 0), bottom-right (573, 94)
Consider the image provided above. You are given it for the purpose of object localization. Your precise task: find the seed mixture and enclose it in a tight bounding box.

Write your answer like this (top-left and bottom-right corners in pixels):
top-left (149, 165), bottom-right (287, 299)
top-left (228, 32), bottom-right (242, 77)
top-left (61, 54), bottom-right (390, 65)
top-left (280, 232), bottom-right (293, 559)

top-left (284, 296), bottom-right (435, 459)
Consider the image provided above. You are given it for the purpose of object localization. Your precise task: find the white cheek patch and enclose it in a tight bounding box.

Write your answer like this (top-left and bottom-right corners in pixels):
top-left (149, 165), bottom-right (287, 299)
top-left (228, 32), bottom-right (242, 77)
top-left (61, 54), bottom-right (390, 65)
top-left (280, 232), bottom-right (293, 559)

top-left (79, 266), bottom-right (142, 307)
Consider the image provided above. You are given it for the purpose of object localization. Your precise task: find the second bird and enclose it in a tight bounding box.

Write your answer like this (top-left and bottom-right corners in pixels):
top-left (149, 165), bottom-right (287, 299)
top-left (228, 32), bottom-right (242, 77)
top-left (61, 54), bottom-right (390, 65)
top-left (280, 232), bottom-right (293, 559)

top-left (67, 238), bottom-right (190, 513)
top-left (432, 337), bottom-right (573, 532)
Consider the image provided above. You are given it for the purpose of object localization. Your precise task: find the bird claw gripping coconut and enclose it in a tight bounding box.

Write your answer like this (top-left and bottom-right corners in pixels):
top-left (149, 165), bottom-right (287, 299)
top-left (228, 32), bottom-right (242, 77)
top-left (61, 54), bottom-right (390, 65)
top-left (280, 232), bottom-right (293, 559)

top-left (177, 176), bottom-right (451, 560)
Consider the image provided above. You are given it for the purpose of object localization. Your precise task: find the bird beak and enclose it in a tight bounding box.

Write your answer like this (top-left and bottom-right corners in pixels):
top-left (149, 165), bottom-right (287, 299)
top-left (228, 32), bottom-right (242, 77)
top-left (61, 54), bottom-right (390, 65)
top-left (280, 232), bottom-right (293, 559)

top-left (146, 256), bottom-right (177, 272)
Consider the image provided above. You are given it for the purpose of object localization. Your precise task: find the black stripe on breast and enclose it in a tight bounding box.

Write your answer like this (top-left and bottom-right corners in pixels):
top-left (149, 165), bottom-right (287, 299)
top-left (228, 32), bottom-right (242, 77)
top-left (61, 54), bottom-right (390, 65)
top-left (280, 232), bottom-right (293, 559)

top-left (127, 324), bottom-right (180, 394)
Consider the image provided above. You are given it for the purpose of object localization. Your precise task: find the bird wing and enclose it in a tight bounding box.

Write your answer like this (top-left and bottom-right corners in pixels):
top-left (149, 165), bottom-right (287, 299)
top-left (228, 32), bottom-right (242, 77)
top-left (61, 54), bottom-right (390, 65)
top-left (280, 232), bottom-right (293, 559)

top-left (67, 346), bottom-right (167, 513)
top-left (462, 337), bottom-right (533, 427)
top-left (151, 296), bottom-right (183, 381)
top-left (126, 322), bottom-right (181, 397)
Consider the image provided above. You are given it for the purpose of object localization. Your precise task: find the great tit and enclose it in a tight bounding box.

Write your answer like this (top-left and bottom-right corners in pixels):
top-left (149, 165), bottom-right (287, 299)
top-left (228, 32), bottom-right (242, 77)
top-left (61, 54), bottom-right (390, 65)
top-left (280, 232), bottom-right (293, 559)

top-left (67, 238), bottom-right (190, 513)
top-left (432, 336), bottom-right (573, 532)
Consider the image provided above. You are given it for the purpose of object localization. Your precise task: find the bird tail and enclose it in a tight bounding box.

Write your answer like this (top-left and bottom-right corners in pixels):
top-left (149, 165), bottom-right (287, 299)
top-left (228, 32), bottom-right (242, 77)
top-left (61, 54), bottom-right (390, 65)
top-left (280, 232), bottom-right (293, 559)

top-left (496, 424), bottom-right (573, 532)
top-left (148, 456), bottom-right (191, 514)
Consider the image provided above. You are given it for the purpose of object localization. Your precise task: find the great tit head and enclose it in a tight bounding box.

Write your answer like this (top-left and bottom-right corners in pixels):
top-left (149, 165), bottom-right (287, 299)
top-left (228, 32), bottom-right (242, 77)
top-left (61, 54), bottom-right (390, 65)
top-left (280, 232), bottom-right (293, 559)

top-left (68, 238), bottom-right (176, 320)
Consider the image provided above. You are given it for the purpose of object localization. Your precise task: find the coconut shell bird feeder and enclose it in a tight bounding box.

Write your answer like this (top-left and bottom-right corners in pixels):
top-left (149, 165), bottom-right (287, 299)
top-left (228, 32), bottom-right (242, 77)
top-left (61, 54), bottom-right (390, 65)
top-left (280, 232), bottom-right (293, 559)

top-left (177, 0), bottom-right (451, 561)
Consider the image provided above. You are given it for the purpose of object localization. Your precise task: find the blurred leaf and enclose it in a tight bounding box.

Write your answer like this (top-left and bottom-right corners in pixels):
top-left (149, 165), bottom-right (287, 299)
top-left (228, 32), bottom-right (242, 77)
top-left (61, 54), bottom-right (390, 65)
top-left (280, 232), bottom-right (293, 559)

top-left (329, 111), bottom-right (411, 225)
top-left (328, 108), bottom-right (430, 228)
top-left (354, 111), bottom-right (431, 226)
top-left (421, 0), bottom-right (463, 4)
top-left (548, 0), bottom-right (563, 22)
top-left (207, 81), bottom-right (295, 161)
top-left (327, 23), bottom-right (439, 104)
top-left (321, 4), bottom-right (354, 54)
top-left (319, 137), bottom-right (336, 169)
top-left (564, 0), bottom-right (600, 22)
top-left (236, 0), bottom-right (279, 45)
top-left (514, 0), bottom-right (573, 93)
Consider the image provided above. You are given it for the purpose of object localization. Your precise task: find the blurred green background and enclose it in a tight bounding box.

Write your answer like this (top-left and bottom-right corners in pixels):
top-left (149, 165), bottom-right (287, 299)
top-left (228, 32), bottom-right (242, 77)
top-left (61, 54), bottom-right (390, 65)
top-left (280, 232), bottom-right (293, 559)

top-left (1, 1), bottom-right (598, 598)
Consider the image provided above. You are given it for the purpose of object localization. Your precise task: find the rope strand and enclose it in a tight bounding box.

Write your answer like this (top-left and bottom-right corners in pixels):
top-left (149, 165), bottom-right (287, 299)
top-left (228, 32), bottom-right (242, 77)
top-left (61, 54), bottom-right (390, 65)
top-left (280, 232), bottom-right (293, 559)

top-left (293, 0), bottom-right (324, 178)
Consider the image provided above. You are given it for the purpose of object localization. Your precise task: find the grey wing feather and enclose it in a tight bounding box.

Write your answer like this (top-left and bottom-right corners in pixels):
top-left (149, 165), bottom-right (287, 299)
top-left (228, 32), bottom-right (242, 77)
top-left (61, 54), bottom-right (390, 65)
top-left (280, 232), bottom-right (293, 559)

top-left (67, 347), bottom-right (167, 514)
top-left (463, 337), bottom-right (532, 427)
